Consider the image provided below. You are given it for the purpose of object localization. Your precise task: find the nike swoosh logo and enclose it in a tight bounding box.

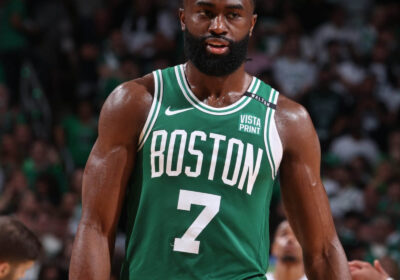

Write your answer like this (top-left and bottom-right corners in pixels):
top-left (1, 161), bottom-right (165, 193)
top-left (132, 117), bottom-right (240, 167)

top-left (165, 107), bottom-right (194, 116)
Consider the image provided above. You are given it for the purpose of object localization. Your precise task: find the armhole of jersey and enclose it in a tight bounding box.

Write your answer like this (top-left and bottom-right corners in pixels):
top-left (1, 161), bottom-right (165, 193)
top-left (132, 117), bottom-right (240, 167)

top-left (264, 89), bottom-right (283, 179)
top-left (137, 70), bottom-right (163, 151)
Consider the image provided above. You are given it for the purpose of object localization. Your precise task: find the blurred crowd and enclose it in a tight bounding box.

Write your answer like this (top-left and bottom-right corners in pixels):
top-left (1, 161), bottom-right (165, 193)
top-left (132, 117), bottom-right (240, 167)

top-left (0, 0), bottom-right (399, 279)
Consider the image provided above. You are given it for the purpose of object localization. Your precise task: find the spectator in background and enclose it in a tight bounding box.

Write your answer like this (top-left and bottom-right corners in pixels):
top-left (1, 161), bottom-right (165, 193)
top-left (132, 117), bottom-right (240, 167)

top-left (52, 126), bottom-right (74, 176)
top-left (0, 170), bottom-right (28, 215)
top-left (273, 34), bottom-right (316, 100)
top-left (366, 217), bottom-right (396, 260)
top-left (267, 220), bottom-right (397, 280)
top-left (22, 140), bottom-right (66, 193)
top-left (368, 130), bottom-right (400, 194)
top-left (76, 41), bottom-right (100, 100)
top-left (121, 0), bottom-right (177, 69)
top-left (328, 165), bottom-right (365, 218)
top-left (13, 123), bottom-right (32, 162)
top-left (330, 116), bottom-right (380, 166)
top-left (267, 220), bottom-right (307, 280)
top-left (98, 54), bottom-right (140, 104)
top-left (314, 5), bottom-right (357, 64)
top-left (357, 6), bottom-right (387, 56)
top-left (336, 0), bottom-right (374, 27)
top-left (0, 0), bottom-right (29, 104)
top-left (97, 30), bottom-right (129, 101)
top-left (14, 191), bottom-right (39, 233)
top-left (369, 42), bottom-right (392, 91)
top-left (378, 178), bottom-right (400, 223)
top-left (60, 100), bottom-right (97, 168)
top-left (377, 73), bottom-right (400, 114)
top-left (386, 130), bottom-right (400, 173)
top-left (302, 65), bottom-right (344, 148)
top-left (0, 134), bottom-right (20, 177)
top-left (0, 216), bottom-right (42, 280)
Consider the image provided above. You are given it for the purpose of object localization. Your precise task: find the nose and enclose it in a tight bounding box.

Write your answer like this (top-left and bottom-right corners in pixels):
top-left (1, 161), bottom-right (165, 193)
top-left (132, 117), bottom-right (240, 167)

top-left (286, 235), bottom-right (296, 245)
top-left (209, 14), bottom-right (228, 36)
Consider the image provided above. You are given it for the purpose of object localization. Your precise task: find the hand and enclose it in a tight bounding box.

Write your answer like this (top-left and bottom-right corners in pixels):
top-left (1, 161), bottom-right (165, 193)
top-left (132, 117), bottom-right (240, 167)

top-left (349, 260), bottom-right (390, 280)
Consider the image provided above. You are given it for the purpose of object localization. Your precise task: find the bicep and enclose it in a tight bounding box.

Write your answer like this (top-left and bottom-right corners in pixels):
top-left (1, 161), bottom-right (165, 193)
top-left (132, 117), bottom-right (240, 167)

top-left (80, 139), bottom-right (135, 236)
top-left (79, 84), bottom-right (147, 237)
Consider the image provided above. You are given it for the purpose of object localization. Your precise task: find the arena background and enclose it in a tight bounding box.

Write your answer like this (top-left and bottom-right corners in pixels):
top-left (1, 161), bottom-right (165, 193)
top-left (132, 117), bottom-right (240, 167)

top-left (0, 0), bottom-right (399, 279)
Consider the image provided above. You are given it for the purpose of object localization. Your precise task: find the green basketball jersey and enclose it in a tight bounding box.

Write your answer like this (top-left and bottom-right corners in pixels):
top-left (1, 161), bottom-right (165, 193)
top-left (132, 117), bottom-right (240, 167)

top-left (120, 64), bottom-right (282, 280)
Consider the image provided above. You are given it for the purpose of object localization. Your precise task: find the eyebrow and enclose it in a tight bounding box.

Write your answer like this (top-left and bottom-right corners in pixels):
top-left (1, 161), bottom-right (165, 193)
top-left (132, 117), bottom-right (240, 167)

top-left (226, 4), bottom-right (244, 10)
top-left (195, 1), bottom-right (215, 8)
top-left (195, 1), bottom-right (244, 10)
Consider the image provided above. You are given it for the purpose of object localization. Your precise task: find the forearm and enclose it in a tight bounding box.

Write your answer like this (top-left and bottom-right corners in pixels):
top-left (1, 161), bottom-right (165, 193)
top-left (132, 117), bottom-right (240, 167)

top-left (304, 239), bottom-right (351, 280)
top-left (69, 223), bottom-right (112, 280)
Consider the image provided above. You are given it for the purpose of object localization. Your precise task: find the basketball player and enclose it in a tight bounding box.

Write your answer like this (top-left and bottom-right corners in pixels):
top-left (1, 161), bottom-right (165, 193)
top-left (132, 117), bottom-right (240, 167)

top-left (267, 221), bottom-right (307, 280)
top-left (69, 0), bottom-right (351, 279)
top-left (0, 216), bottom-right (42, 280)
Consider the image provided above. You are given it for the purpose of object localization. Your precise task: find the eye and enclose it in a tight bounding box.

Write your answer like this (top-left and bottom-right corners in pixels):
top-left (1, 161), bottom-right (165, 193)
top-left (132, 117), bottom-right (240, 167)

top-left (199, 9), bottom-right (214, 18)
top-left (227, 12), bottom-right (240, 19)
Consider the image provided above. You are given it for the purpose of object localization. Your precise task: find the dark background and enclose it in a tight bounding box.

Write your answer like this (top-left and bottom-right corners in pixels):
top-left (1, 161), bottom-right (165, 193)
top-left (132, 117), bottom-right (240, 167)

top-left (0, 0), bottom-right (399, 279)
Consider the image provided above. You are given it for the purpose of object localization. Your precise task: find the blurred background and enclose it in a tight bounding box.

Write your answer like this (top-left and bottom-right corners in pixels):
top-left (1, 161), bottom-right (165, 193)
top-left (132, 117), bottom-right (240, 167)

top-left (0, 0), bottom-right (399, 279)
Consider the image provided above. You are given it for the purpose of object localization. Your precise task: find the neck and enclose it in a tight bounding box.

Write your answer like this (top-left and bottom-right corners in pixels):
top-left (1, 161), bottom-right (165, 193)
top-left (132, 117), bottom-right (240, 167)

top-left (274, 260), bottom-right (305, 280)
top-left (185, 61), bottom-right (252, 107)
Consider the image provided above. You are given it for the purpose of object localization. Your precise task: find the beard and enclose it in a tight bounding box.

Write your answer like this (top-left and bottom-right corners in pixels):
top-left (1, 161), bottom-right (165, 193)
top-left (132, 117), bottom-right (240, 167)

top-left (183, 29), bottom-right (250, 77)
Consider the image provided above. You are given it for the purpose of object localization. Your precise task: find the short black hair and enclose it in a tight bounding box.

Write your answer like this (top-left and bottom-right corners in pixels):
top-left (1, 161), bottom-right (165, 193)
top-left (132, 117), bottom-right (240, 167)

top-left (0, 216), bottom-right (42, 262)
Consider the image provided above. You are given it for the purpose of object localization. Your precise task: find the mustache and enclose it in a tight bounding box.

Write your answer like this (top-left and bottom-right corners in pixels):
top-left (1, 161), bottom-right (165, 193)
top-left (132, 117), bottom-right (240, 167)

top-left (200, 34), bottom-right (234, 45)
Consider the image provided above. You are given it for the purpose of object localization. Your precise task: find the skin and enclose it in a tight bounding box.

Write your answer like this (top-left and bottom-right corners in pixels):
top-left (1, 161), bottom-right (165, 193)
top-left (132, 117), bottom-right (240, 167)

top-left (349, 260), bottom-right (390, 280)
top-left (0, 261), bottom-right (34, 280)
top-left (69, 0), bottom-right (351, 279)
top-left (271, 221), bottom-right (305, 280)
top-left (277, 92), bottom-right (350, 279)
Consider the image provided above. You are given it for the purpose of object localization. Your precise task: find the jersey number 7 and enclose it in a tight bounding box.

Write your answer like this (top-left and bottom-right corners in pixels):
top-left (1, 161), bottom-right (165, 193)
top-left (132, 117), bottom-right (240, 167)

top-left (173, 190), bottom-right (221, 254)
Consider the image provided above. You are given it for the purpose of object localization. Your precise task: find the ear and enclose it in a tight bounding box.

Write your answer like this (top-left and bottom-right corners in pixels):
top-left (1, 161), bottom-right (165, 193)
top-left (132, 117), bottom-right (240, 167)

top-left (0, 262), bottom-right (11, 277)
top-left (249, 14), bottom-right (258, 36)
top-left (179, 8), bottom-right (186, 31)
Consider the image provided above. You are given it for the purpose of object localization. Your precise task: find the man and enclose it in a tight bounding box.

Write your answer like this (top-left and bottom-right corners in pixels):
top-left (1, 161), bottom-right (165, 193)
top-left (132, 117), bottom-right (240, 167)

top-left (267, 221), bottom-right (307, 280)
top-left (0, 216), bottom-right (42, 280)
top-left (69, 0), bottom-right (351, 279)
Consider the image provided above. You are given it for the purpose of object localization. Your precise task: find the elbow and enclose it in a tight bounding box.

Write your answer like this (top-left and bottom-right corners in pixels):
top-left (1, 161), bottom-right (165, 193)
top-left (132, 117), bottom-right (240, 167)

top-left (303, 237), bottom-right (350, 279)
top-left (304, 236), bottom-right (343, 265)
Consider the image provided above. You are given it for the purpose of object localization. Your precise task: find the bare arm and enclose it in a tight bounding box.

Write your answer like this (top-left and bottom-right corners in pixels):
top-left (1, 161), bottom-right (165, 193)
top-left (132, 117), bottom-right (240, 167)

top-left (276, 95), bottom-right (351, 280)
top-left (69, 76), bottom-right (154, 280)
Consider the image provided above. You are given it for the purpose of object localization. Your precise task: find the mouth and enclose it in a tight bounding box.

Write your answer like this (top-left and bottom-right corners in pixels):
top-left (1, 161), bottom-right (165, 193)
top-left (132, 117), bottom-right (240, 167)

top-left (205, 38), bottom-right (230, 55)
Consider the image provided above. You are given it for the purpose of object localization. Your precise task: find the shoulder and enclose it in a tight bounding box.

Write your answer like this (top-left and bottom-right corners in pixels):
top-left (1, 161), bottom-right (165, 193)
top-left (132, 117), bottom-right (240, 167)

top-left (275, 94), bottom-right (318, 153)
top-left (275, 94), bottom-right (309, 122)
top-left (98, 73), bottom-right (155, 141)
top-left (103, 73), bottom-right (155, 111)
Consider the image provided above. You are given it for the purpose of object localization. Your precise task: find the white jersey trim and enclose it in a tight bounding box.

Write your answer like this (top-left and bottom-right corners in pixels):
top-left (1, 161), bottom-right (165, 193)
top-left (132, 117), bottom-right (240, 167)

top-left (263, 89), bottom-right (282, 179)
top-left (175, 65), bottom-right (257, 116)
top-left (137, 70), bottom-right (164, 151)
top-left (264, 89), bottom-right (276, 179)
top-left (269, 92), bottom-right (283, 177)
